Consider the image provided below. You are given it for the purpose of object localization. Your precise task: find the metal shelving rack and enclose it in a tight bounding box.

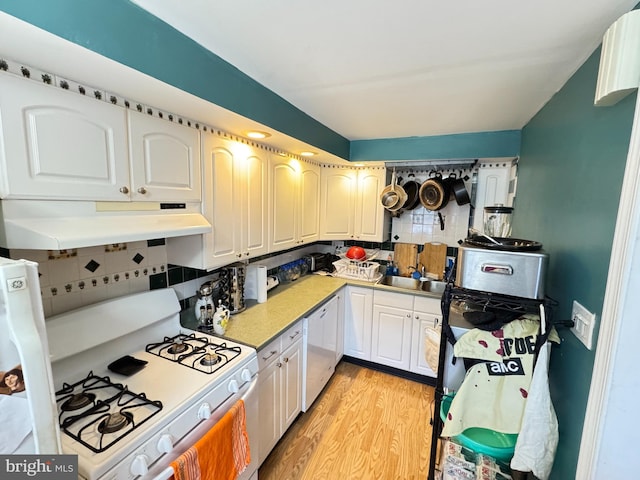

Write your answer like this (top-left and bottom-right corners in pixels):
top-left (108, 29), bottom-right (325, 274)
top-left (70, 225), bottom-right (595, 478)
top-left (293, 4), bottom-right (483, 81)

top-left (427, 283), bottom-right (557, 480)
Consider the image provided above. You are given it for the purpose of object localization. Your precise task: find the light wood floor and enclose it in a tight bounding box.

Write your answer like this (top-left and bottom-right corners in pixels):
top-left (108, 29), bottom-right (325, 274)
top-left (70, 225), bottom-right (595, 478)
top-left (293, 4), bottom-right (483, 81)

top-left (258, 361), bottom-right (435, 480)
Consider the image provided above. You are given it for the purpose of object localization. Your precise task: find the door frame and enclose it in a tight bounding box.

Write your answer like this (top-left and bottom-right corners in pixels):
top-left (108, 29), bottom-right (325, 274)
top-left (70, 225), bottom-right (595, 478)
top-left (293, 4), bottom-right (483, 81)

top-left (576, 92), bottom-right (640, 477)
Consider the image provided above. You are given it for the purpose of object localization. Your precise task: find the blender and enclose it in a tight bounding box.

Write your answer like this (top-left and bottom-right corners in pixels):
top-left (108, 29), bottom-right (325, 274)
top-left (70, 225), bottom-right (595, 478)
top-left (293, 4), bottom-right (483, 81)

top-left (484, 205), bottom-right (513, 238)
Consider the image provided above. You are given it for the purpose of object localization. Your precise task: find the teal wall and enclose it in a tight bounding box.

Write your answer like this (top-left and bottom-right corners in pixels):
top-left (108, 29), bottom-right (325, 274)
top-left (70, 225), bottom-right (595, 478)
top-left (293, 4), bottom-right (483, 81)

top-left (351, 129), bottom-right (521, 160)
top-left (514, 49), bottom-right (636, 478)
top-left (0, 0), bottom-right (517, 162)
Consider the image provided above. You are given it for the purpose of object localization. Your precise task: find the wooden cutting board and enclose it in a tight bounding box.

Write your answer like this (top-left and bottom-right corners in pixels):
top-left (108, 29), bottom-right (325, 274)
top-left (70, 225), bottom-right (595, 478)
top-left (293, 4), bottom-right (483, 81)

top-left (393, 243), bottom-right (418, 277)
top-left (419, 242), bottom-right (447, 280)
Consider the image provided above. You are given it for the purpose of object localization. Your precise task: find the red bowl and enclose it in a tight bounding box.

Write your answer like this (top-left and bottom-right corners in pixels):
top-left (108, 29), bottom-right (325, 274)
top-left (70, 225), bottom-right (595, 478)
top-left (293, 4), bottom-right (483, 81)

top-left (346, 246), bottom-right (366, 260)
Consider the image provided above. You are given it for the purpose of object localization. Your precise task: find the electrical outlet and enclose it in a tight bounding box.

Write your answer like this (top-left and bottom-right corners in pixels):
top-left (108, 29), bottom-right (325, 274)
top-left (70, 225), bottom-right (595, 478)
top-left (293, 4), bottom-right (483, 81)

top-left (571, 300), bottom-right (596, 349)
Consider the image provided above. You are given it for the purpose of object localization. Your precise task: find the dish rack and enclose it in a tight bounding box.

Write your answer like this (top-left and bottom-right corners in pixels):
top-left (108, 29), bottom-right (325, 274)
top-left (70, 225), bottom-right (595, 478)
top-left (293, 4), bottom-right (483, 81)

top-left (332, 259), bottom-right (382, 282)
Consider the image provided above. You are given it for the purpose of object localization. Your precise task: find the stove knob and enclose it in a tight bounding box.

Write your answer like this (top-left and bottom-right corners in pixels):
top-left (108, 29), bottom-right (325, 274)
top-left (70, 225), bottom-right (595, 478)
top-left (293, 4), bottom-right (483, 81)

top-left (130, 454), bottom-right (149, 476)
top-left (228, 379), bottom-right (239, 394)
top-left (241, 368), bottom-right (252, 382)
top-left (157, 434), bottom-right (174, 453)
top-left (197, 403), bottom-right (211, 420)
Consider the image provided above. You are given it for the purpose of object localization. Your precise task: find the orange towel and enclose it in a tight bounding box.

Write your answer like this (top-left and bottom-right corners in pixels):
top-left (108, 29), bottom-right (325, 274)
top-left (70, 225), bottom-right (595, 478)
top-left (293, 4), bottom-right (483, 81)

top-left (171, 399), bottom-right (251, 480)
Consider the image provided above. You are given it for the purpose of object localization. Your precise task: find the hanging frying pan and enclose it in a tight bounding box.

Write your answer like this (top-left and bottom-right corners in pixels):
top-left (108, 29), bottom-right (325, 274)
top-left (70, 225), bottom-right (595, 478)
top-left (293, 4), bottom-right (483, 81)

top-left (446, 172), bottom-right (470, 206)
top-left (401, 174), bottom-right (421, 210)
top-left (419, 172), bottom-right (449, 211)
top-left (380, 170), bottom-right (407, 212)
top-left (380, 169), bottom-right (407, 211)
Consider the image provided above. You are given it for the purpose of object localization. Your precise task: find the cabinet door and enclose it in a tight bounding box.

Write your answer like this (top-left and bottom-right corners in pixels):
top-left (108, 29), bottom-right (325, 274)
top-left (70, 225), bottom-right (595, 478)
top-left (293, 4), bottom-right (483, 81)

top-left (371, 304), bottom-right (413, 370)
top-left (242, 152), bottom-right (268, 258)
top-left (299, 162), bottom-right (320, 244)
top-left (203, 135), bottom-right (241, 267)
top-left (343, 286), bottom-right (373, 360)
top-left (270, 157), bottom-right (299, 251)
top-left (127, 110), bottom-right (201, 202)
top-left (355, 167), bottom-right (387, 241)
top-left (258, 359), bottom-right (280, 465)
top-left (280, 339), bottom-right (302, 432)
top-left (319, 168), bottom-right (356, 240)
top-left (0, 74), bottom-right (129, 200)
top-left (410, 312), bottom-right (439, 377)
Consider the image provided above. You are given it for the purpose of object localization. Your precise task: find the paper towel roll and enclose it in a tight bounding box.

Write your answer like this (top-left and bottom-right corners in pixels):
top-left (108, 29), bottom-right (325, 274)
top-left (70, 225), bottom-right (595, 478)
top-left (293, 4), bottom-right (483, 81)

top-left (257, 265), bottom-right (268, 303)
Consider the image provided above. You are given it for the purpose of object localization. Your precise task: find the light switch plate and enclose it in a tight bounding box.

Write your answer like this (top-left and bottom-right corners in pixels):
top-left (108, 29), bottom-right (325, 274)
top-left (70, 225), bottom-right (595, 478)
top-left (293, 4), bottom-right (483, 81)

top-left (571, 300), bottom-right (596, 349)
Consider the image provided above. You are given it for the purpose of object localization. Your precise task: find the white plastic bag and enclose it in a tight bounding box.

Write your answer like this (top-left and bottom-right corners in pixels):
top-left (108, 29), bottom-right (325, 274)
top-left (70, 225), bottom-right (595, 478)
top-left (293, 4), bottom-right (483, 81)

top-left (424, 321), bottom-right (441, 372)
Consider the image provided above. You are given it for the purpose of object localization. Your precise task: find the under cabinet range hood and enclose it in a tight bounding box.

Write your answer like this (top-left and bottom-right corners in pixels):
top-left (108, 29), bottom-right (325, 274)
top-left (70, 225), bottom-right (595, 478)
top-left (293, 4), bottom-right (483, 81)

top-left (0, 199), bottom-right (211, 250)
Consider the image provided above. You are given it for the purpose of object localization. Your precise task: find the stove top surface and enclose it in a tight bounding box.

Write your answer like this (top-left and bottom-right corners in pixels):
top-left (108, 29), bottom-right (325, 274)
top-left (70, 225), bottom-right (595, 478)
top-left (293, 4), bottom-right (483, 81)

top-left (46, 289), bottom-right (258, 480)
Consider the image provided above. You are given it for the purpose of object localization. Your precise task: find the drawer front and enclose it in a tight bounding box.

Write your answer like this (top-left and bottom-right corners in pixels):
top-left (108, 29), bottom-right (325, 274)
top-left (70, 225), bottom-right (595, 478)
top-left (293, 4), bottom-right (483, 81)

top-left (413, 295), bottom-right (441, 315)
top-left (258, 337), bottom-right (281, 370)
top-left (281, 320), bottom-right (303, 351)
top-left (373, 289), bottom-right (414, 309)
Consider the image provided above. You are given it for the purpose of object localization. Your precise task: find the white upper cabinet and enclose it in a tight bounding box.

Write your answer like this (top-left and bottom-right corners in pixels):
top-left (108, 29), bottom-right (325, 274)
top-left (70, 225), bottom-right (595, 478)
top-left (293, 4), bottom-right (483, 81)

top-left (0, 74), bottom-right (129, 200)
top-left (319, 165), bottom-right (387, 242)
top-left (354, 166), bottom-right (387, 241)
top-left (299, 162), bottom-right (321, 244)
top-left (319, 167), bottom-right (356, 240)
top-left (269, 156), bottom-right (320, 252)
top-left (167, 132), bottom-right (267, 269)
top-left (127, 110), bottom-right (201, 202)
top-left (0, 74), bottom-right (201, 203)
top-left (270, 156), bottom-right (299, 251)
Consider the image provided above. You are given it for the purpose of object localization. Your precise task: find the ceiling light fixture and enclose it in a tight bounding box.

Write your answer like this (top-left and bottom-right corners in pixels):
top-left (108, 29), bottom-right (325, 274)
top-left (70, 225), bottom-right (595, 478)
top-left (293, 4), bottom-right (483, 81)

top-left (246, 130), bottom-right (271, 139)
top-left (300, 151), bottom-right (316, 157)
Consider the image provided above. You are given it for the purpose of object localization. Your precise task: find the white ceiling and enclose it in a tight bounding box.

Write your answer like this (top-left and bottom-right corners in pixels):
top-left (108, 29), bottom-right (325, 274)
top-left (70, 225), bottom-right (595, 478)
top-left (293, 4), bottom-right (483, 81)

top-left (130, 0), bottom-right (637, 142)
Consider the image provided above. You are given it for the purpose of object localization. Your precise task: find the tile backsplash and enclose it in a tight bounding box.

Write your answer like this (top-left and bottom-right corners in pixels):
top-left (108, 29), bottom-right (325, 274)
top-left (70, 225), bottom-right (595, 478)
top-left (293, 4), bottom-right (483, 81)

top-left (391, 201), bottom-right (471, 245)
top-left (2, 240), bottom-right (335, 318)
top-left (4, 240), bottom-right (215, 317)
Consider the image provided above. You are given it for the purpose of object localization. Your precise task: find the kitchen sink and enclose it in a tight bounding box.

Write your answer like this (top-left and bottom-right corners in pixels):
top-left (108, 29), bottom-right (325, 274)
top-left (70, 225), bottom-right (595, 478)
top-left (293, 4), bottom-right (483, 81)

top-left (378, 276), bottom-right (447, 294)
top-left (421, 280), bottom-right (447, 294)
top-left (379, 275), bottom-right (421, 290)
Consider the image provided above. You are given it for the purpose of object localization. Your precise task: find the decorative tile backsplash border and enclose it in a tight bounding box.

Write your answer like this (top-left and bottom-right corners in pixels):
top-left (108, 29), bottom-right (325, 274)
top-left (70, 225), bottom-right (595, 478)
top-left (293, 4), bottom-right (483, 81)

top-left (2, 240), bottom-right (182, 317)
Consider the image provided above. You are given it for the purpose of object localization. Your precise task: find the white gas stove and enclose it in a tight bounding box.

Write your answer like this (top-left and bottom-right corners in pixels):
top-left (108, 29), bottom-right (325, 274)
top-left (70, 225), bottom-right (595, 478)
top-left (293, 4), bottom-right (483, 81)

top-left (45, 289), bottom-right (259, 480)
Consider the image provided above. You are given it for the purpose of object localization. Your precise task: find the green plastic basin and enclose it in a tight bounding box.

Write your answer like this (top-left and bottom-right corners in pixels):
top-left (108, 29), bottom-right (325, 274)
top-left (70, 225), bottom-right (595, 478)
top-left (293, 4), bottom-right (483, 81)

top-left (440, 394), bottom-right (518, 462)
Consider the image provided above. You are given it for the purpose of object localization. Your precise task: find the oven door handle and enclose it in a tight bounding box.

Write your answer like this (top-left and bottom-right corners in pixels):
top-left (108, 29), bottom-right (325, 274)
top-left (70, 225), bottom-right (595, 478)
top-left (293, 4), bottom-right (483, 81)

top-left (144, 374), bottom-right (258, 480)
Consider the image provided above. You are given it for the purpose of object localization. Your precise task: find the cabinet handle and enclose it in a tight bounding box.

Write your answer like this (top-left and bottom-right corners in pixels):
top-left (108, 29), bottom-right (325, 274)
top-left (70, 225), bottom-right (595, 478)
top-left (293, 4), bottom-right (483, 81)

top-left (283, 357), bottom-right (289, 363)
top-left (119, 186), bottom-right (129, 194)
top-left (237, 254), bottom-right (242, 258)
top-left (289, 330), bottom-right (301, 340)
top-left (137, 186), bottom-right (147, 194)
top-left (415, 315), bottom-right (420, 320)
top-left (276, 362), bottom-right (282, 368)
top-left (261, 349), bottom-right (278, 361)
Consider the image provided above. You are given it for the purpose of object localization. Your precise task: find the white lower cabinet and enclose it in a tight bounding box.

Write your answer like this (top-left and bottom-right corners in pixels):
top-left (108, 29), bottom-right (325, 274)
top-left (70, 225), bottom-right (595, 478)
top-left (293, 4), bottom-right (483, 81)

top-left (371, 290), bottom-right (414, 370)
top-left (410, 296), bottom-right (441, 377)
top-left (344, 287), bottom-right (440, 379)
top-left (343, 286), bottom-right (374, 360)
top-left (257, 321), bottom-right (303, 465)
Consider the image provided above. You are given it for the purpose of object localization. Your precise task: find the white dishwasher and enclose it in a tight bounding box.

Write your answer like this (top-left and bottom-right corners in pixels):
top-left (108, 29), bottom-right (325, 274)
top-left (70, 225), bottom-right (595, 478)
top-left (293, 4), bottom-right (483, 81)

top-left (302, 294), bottom-right (339, 412)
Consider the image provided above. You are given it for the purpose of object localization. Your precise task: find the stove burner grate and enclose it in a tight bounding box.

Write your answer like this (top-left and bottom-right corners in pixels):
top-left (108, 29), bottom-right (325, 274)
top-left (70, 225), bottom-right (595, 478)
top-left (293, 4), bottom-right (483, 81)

top-left (146, 333), bottom-right (242, 374)
top-left (55, 372), bottom-right (163, 454)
